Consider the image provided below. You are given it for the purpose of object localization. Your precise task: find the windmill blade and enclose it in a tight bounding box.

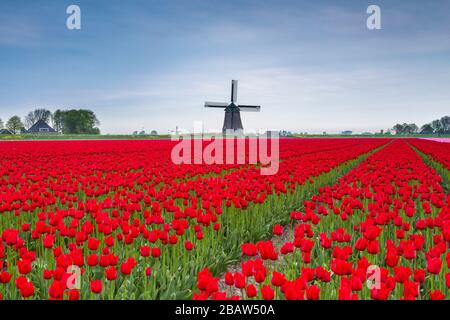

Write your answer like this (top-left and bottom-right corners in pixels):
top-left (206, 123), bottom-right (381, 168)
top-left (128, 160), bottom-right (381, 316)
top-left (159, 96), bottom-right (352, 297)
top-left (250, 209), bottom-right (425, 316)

top-left (231, 80), bottom-right (238, 103)
top-left (238, 105), bottom-right (261, 112)
top-left (204, 102), bottom-right (228, 108)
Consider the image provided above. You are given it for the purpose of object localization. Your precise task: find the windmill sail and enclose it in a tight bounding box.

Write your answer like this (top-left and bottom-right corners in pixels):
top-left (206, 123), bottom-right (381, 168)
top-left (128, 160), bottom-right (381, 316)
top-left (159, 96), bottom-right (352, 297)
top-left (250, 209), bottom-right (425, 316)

top-left (205, 102), bottom-right (228, 108)
top-left (239, 105), bottom-right (261, 112)
top-left (231, 80), bottom-right (238, 103)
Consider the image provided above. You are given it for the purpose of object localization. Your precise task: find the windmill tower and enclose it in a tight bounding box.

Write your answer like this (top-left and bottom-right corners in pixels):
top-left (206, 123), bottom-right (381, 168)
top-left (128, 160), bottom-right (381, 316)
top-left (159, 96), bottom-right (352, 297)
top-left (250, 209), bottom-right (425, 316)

top-left (204, 80), bottom-right (261, 133)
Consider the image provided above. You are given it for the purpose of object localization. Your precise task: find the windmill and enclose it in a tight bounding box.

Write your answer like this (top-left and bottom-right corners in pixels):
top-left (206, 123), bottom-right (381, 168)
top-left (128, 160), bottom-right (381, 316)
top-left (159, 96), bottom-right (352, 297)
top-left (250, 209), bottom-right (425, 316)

top-left (205, 80), bottom-right (260, 133)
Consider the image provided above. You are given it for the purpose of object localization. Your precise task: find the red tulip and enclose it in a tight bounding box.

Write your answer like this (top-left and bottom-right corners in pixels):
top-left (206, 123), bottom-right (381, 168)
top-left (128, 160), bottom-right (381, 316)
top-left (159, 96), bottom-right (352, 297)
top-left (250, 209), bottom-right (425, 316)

top-left (413, 269), bottom-right (425, 283)
top-left (261, 285), bottom-right (274, 300)
top-left (224, 272), bottom-right (234, 286)
top-left (48, 280), bottom-right (66, 299)
top-left (254, 270), bottom-right (267, 283)
top-left (430, 290), bottom-right (445, 300)
top-left (363, 225), bottom-right (382, 241)
top-left (90, 280), bottom-right (103, 294)
top-left (367, 240), bottom-right (380, 254)
top-left (0, 271), bottom-right (12, 284)
top-left (271, 271), bottom-right (286, 287)
top-left (394, 266), bottom-right (411, 283)
top-left (246, 284), bottom-right (257, 298)
top-left (17, 259), bottom-right (32, 275)
top-left (427, 258), bottom-right (442, 275)
top-left (151, 247), bottom-right (161, 258)
top-left (331, 259), bottom-right (352, 276)
top-left (385, 251), bottom-right (399, 268)
top-left (280, 242), bottom-right (294, 254)
top-left (350, 275), bottom-right (363, 291)
top-left (446, 273), bottom-right (450, 288)
top-left (87, 254), bottom-right (99, 267)
top-left (140, 246), bottom-right (151, 257)
top-left (241, 243), bottom-right (258, 256)
top-left (19, 280), bottom-right (35, 298)
top-left (43, 269), bottom-right (53, 280)
top-left (306, 285), bottom-right (320, 300)
top-left (184, 241), bottom-right (194, 251)
top-left (355, 237), bottom-right (368, 252)
top-left (403, 281), bottom-right (419, 298)
top-left (43, 234), bottom-right (55, 249)
top-left (234, 273), bottom-right (246, 289)
top-left (105, 267), bottom-right (118, 281)
top-left (272, 224), bottom-right (283, 235)
top-left (67, 289), bottom-right (80, 300)
top-left (88, 238), bottom-right (100, 251)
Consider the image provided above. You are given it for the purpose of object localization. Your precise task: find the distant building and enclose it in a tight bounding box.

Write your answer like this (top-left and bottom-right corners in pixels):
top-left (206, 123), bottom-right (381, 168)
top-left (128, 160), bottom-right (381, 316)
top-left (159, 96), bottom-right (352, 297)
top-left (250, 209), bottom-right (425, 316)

top-left (0, 129), bottom-right (12, 135)
top-left (341, 130), bottom-right (353, 135)
top-left (26, 119), bottom-right (57, 134)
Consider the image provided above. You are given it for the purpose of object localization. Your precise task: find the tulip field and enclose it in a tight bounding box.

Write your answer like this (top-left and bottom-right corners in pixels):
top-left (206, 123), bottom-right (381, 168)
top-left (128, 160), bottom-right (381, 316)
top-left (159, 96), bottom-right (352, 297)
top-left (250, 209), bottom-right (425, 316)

top-left (0, 138), bottom-right (449, 300)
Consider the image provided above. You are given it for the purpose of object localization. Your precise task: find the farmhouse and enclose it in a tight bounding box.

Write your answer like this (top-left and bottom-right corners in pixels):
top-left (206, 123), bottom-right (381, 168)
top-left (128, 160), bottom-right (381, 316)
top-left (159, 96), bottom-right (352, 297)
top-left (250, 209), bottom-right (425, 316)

top-left (26, 119), bottom-right (57, 134)
top-left (0, 129), bottom-right (13, 135)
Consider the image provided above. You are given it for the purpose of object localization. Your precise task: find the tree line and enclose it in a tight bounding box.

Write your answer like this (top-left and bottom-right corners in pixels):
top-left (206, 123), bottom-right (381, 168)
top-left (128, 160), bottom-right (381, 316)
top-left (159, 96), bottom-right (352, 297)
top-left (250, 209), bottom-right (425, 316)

top-left (0, 108), bottom-right (100, 134)
top-left (393, 116), bottom-right (450, 135)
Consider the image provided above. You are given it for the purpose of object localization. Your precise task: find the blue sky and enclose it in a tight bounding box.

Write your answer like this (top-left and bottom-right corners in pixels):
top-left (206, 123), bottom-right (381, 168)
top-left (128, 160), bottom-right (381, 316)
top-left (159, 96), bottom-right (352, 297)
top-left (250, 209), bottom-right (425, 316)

top-left (1, 0), bottom-right (450, 134)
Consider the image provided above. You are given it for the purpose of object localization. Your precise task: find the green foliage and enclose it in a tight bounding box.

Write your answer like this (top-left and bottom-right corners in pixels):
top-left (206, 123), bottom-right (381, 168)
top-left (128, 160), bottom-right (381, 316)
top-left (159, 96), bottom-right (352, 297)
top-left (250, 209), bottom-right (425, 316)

top-left (6, 115), bottom-right (24, 134)
top-left (52, 110), bottom-right (64, 132)
top-left (393, 123), bottom-right (418, 135)
top-left (419, 116), bottom-right (450, 135)
top-left (420, 123), bottom-right (434, 134)
top-left (413, 146), bottom-right (450, 193)
top-left (54, 109), bottom-right (101, 134)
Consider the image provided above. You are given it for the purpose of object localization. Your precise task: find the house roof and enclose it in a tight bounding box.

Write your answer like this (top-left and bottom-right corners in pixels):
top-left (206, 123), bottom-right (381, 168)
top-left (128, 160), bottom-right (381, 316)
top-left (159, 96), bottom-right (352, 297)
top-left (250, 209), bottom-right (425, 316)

top-left (26, 119), bottom-right (56, 133)
top-left (0, 129), bottom-right (12, 134)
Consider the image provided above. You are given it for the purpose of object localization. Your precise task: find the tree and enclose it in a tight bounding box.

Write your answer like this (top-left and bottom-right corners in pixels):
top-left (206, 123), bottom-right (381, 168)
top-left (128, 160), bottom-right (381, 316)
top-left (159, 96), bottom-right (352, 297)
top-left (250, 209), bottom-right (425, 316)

top-left (431, 119), bottom-right (443, 135)
top-left (393, 123), bottom-right (418, 135)
top-left (404, 123), bottom-right (418, 135)
top-left (0, 118), bottom-right (3, 130)
top-left (6, 116), bottom-right (24, 134)
top-left (420, 124), bottom-right (434, 134)
top-left (24, 108), bottom-right (52, 129)
top-left (58, 109), bottom-right (100, 134)
top-left (393, 124), bottom-right (404, 135)
top-left (52, 109), bottom-right (64, 133)
top-left (440, 116), bottom-right (450, 134)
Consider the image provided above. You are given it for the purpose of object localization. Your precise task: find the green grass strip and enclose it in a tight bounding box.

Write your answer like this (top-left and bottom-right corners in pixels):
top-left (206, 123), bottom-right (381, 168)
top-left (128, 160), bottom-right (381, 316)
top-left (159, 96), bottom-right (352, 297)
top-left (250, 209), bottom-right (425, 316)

top-left (410, 145), bottom-right (450, 193)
